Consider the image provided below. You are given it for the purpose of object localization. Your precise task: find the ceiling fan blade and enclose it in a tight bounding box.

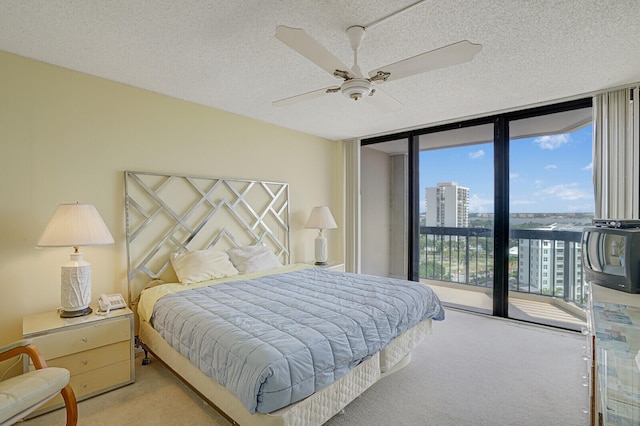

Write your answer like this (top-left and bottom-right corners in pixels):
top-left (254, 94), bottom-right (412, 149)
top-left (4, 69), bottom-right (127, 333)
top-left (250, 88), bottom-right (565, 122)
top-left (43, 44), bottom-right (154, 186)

top-left (369, 40), bottom-right (482, 82)
top-left (275, 26), bottom-right (352, 78)
top-left (365, 87), bottom-right (403, 112)
top-left (272, 87), bottom-right (338, 107)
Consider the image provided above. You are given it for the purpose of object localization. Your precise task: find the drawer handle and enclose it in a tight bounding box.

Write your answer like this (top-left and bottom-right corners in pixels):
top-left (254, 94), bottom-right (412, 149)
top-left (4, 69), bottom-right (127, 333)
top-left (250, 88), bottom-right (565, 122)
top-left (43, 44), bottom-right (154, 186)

top-left (82, 360), bottom-right (88, 366)
top-left (82, 337), bottom-right (88, 343)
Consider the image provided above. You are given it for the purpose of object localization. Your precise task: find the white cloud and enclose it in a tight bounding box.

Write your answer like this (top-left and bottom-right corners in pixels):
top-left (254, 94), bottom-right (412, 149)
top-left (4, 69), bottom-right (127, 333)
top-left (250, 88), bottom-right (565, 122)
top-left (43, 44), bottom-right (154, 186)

top-left (509, 173), bottom-right (519, 180)
top-left (582, 162), bottom-right (593, 171)
top-left (535, 179), bottom-right (544, 188)
top-left (536, 183), bottom-right (591, 201)
top-left (468, 194), bottom-right (493, 213)
top-left (545, 164), bottom-right (557, 170)
top-left (534, 134), bottom-right (570, 150)
top-left (469, 149), bottom-right (485, 159)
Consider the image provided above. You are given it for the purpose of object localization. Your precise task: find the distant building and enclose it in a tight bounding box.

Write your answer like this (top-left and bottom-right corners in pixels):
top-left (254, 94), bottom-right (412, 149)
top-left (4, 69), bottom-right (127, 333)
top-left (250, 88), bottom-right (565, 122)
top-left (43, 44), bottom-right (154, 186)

top-left (426, 182), bottom-right (469, 227)
top-left (517, 225), bottom-right (583, 295)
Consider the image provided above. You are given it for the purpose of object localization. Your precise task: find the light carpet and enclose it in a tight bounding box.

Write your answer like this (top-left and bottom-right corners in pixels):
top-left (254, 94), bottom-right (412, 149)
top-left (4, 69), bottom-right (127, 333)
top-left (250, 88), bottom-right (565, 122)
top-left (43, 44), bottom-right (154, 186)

top-left (23, 309), bottom-right (589, 425)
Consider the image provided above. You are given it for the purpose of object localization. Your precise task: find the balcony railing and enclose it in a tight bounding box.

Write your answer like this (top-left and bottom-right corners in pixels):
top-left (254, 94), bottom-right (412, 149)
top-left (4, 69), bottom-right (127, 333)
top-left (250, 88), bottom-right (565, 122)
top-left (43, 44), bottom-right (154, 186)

top-left (420, 226), bottom-right (586, 306)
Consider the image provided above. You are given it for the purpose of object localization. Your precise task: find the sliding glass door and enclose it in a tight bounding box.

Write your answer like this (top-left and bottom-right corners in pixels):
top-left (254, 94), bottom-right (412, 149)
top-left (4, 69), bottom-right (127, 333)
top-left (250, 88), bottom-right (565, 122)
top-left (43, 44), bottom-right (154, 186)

top-left (507, 107), bottom-right (593, 329)
top-left (360, 98), bottom-right (592, 329)
top-left (418, 124), bottom-right (495, 314)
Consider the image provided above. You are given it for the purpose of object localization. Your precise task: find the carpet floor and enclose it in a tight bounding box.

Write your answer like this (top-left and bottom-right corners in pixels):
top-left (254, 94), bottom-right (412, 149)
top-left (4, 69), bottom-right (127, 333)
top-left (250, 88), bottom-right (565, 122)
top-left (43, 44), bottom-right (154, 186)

top-left (23, 309), bottom-right (589, 425)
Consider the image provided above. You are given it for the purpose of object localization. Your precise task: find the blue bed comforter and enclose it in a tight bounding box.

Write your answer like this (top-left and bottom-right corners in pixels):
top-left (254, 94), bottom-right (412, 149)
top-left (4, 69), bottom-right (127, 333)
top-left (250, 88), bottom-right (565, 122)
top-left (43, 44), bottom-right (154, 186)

top-left (151, 268), bottom-right (444, 414)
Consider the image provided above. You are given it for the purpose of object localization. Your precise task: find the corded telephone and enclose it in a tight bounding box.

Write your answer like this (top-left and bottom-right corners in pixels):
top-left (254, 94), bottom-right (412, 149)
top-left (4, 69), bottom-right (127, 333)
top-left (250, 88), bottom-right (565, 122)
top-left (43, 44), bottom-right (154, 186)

top-left (98, 293), bottom-right (127, 313)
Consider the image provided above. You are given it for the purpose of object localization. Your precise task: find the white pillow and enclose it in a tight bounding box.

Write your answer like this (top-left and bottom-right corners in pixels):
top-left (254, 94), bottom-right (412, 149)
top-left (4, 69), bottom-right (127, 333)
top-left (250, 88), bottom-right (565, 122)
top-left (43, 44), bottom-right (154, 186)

top-left (226, 245), bottom-right (283, 274)
top-left (170, 250), bottom-right (239, 284)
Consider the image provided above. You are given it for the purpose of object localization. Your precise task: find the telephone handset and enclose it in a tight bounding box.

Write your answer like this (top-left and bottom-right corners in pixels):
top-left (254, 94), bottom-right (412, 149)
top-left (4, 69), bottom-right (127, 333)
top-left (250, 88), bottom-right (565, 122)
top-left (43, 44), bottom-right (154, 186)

top-left (98, 293), bottom-right (127, 314)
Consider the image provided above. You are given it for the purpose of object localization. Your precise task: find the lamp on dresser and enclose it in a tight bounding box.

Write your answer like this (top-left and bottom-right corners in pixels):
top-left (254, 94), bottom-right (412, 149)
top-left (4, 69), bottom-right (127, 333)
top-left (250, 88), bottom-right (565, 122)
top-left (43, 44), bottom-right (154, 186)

top-left (37, 203), bottom-right (114, 318)
top-left (305, 206), bottom-right (337, 265)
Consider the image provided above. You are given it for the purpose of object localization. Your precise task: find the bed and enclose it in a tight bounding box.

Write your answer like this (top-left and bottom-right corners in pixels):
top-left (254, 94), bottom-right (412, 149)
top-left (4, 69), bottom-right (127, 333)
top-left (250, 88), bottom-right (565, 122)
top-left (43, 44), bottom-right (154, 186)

top-left (125, 171), bottom-right (444, 425)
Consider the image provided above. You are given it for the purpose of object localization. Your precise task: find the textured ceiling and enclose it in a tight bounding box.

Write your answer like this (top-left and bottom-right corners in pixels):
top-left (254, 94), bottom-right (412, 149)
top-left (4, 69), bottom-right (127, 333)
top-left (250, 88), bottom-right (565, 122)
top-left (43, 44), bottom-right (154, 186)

top-left (1, 0), bottom-right (639, 141)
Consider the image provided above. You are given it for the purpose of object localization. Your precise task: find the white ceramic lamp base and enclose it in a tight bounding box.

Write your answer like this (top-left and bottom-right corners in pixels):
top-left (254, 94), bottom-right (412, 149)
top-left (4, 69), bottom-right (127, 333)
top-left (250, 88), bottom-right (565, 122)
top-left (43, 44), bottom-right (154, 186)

top-left (60, 253), bottom-right (93, 318)
top-left (314, 231), bottom-right (328, 265)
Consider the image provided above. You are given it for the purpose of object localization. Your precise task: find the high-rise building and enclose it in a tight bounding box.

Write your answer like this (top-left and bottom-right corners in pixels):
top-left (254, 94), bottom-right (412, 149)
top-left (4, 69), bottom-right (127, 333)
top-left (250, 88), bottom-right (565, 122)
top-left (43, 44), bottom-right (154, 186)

top-left (425, 182), bottom-right (469, 227)
top-left (517, 226), bottom-right (583, 297)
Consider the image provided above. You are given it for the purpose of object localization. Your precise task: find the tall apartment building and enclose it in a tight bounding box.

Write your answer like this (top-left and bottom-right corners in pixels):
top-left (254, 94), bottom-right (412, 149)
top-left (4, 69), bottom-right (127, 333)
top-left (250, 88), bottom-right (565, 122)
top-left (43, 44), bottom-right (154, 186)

top-left (517, 227), bottom-right (583, 297)
top-left (425, 182), bottom-right (469, 227)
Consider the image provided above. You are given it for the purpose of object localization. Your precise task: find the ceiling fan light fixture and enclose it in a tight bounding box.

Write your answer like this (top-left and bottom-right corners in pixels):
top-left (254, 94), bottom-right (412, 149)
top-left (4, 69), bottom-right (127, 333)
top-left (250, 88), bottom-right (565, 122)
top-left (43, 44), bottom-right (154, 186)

top-left (274, 17), bottom-right (482, 109)
top-left (341, 78), bottom-right (372, 101)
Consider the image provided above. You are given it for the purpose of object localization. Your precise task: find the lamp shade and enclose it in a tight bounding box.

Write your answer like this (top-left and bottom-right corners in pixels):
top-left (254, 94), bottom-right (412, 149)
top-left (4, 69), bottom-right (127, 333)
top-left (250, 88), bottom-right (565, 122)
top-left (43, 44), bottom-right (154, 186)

top-left (37, 203), bottom-right (114, 247)
top-left (304, 206), bottom-right (337, 230)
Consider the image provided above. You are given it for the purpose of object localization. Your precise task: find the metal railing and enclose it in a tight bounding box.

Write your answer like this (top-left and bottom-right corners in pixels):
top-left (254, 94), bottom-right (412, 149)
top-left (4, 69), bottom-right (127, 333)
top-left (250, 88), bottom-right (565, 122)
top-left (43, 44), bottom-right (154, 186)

top-left (420, 226), bottom-right (586, 305)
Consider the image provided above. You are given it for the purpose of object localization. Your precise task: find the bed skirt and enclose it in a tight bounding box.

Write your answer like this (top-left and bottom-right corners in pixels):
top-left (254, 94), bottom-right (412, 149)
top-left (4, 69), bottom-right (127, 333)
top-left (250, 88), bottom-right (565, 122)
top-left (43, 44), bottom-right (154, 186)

top-left (139, 318), bottom-right (432, 425)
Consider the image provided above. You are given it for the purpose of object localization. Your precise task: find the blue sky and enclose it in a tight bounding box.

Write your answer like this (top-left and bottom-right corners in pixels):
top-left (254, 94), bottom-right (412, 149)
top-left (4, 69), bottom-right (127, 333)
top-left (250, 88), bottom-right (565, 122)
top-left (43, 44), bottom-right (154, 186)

top-left (419, 125), bottom-right (594, 214)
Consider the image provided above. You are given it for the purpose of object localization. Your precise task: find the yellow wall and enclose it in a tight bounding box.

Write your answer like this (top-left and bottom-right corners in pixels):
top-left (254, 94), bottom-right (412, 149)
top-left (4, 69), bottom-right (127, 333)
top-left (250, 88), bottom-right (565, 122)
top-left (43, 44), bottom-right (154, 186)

top-left (0, 50), bottom-right (344, 345)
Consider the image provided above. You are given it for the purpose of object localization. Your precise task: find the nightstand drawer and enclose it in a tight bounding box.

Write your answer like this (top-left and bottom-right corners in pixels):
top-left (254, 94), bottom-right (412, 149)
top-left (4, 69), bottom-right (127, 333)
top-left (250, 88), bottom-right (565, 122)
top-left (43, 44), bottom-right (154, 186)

top-left (38, 359), bottom-right (132, 412)
top-left (71, 359), bottom-right (132, 397)
top-left (28, 340), bottom-right (130, 375)
top-left (31, 316), bottom-right (130, 359)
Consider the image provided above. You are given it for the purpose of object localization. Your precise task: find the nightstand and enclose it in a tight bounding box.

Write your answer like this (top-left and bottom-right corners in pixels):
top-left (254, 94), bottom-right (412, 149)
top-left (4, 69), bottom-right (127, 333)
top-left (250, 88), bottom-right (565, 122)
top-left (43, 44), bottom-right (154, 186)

top-left (309, 261), bottom-right (345, 272)
top-left (22, 306), bottom-right (135, 416)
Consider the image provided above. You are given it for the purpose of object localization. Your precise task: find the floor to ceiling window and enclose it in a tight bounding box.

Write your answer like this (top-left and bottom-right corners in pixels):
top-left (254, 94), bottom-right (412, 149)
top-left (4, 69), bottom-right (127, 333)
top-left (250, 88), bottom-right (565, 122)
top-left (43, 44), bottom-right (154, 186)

top-left (507, 107), bottom-right (593, 329)
top-left (418, 124), bottom-right (494, 315)
top-left (361, 98), bottom-right (593, 330)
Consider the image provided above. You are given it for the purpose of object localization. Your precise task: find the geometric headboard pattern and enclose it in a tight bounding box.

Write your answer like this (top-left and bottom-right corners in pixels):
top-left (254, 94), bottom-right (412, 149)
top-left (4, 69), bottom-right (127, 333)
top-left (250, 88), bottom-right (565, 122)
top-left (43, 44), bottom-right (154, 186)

top-left (124, 171), bottom-right (290, 302)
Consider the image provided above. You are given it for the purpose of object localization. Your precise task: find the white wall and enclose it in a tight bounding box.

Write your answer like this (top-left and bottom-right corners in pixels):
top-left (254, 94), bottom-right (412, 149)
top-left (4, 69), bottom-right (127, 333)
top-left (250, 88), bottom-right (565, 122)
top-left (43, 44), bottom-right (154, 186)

top-left (360, 146), bottom-right (390, 276)
top-left (0, 50), bottom-right (344, 345)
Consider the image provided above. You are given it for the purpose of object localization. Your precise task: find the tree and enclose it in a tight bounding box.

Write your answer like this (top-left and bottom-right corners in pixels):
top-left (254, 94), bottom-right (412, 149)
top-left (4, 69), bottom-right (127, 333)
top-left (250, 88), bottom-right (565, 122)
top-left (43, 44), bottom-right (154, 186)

top-left (420, 260), bottom-right (446, 279)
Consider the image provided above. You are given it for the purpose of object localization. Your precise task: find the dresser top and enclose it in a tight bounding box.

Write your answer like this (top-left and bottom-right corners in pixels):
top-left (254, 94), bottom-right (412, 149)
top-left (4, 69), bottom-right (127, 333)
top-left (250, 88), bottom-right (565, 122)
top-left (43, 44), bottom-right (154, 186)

top-left (591, 283), bottom-right (640, 308)
top-left (23, 306), bottom-right (133, 337)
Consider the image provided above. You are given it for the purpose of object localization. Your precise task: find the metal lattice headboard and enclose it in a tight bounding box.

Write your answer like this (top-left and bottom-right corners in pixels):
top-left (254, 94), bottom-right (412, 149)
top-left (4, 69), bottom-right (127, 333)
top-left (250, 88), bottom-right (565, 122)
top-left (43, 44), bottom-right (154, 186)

top-left (125, 171), bottom-right (290, 302)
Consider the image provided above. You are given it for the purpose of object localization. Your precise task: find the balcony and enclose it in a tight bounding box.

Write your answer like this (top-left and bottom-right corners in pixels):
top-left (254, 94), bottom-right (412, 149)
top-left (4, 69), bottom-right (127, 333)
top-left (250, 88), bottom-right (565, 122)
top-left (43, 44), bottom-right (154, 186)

top-left (420, 226), bottom-right (587, 330)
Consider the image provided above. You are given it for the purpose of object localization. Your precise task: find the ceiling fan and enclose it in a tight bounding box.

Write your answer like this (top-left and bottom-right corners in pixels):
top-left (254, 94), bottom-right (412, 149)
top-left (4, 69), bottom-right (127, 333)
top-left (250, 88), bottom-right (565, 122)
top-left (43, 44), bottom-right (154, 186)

top-left (273, 24), bottom-right (482, 111)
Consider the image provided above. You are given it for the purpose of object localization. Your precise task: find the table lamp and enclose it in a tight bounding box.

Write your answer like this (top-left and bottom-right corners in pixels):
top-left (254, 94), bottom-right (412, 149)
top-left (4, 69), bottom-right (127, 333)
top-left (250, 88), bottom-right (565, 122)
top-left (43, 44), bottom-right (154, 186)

top-left (37, 203), bottom-right (114, 317)
top-left (305, 206), bottom-right (337, 265)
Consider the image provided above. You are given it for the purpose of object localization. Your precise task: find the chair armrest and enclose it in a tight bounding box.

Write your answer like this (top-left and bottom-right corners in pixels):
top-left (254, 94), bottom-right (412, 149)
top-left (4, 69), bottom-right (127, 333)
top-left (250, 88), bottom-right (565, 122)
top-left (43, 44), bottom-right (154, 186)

top-left (0, 339), bottom-right (32, 354)
top-left (0, 339), bottom-right (48, 369)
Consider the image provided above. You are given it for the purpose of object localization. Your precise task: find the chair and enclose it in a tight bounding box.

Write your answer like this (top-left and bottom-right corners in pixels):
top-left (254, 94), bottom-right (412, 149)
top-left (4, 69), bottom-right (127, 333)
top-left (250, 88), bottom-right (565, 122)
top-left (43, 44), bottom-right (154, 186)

top-left (0, 339), bottom-right (77, 426)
